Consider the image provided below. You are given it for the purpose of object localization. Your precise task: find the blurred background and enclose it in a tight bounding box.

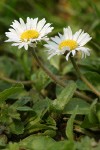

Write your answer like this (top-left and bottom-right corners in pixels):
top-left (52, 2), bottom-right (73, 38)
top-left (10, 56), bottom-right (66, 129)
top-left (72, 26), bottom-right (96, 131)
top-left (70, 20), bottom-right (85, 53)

top-left (0, 0), bottom-right (100, 36)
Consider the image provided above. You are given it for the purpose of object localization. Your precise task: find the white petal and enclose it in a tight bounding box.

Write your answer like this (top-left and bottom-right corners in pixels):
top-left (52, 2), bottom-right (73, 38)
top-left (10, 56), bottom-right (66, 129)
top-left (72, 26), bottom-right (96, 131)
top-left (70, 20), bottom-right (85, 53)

top-left (51, 36), bottom-right (61, 44)
top-left (63, 26), bottom-right (73, 39)
top-left (66, 52), bottom-right (71, 61)
top-left (72, 50), bottom-right (76, 56)
top-left (63, 28), bottom-right (69, 39)
top-left (72, 29), bottom-right (82, 41)
top-left (67, 26), bottom-right (72, 39)
top-left (79, 37), bottom-right (92, 46)
top-left (31, 18), bottom-right (38, 29)
top-left (24, 44), bottom-right (28, 50)
top-left (11, 43), bottom-right (20, 46)
top-left (36, 18), bottom-right (46, 31)
top-left (76, 46), bottom-right (90, 57)
top-left (26, 17), bottom-right (31, 29)
top-left (19, 18), bottom-right (26, 30)
top-left (77, 32), bottom-right (86, 43)
top-left (39, 23), bottom-right (53, 36)
top-left (18, 43), bottom-right (24, 49)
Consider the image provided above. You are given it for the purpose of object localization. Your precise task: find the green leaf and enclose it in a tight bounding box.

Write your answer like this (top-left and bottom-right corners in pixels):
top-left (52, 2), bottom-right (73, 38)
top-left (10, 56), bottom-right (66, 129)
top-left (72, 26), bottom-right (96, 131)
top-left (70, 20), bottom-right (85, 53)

top-left (42, 130), bottom-right (56, 137)
top-left (81, 116), bottom-right (96, 128)
top-left (47, 140), bottom-right (74, 150)
top-left (11, 94), bottom-right (30, 107)
top-left (25, 115), bottom-right (41, 131)
top-left (63, 98), bottom-right (90, 115)
top-left (52, 82), bottom-right (77, 111)
top-left (75, 136), bottom-right (100, 150)
top-left (81, 100), bottom-right (99, 128)
top-left (26, 123), bottom-right (50, 134)
top-left (79, 58), bottom-right (100, 73)
top-left (96, 103), bottom-right (100, 122)
top-left (31, 69), bottom-right (51, 91)
top-left (76, 79), bottom-right (89, 91)
top-left (32, 98), bottom-right (52, 116)
top-left (46, 116), bottom-right (56, 127)
top-left (0, 84), bottom-right (24, 103)
top-left (10, 120), bottom-right (24, 135)
top-left (0, 56), bottom-right (14, 77)
top-left (88, 99), bottom-right (98, 124)
top-left (84, 71), bottom-right (100, 91)
top-left (20, 135), bottom-right (55, 150)
top-left (5, 142), bottom-right (20, 150)
top-left (16, 106), bottom-right (33, 111)
top-left (66, 106), bottom-right (78, 140)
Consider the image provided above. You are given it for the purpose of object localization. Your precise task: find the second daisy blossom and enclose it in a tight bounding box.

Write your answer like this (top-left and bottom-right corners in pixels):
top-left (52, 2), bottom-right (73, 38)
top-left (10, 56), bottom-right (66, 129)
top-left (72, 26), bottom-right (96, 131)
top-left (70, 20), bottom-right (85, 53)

top-left (5, 17), bottom-right (54, 50)
top-left (44, 26), bottom-right (92, 60)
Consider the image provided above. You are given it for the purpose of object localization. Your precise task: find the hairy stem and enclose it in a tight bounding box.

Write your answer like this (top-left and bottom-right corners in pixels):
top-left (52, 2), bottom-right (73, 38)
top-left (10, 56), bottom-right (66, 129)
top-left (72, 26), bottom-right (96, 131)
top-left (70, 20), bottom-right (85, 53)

top-left (0, 74), bottom-right (33, 85)
top-left (70, 55), bottom-right (100, 97)
top-left (32, 49), bottom-right (92, 102)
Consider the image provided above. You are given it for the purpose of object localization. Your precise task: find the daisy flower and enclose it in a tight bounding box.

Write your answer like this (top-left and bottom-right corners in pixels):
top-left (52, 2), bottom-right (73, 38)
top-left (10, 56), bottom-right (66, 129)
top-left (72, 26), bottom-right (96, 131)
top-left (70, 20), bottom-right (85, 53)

top-left (5, 17), bottom-right (54, 50)
top-left (44, 26), bottom-right (92, 61)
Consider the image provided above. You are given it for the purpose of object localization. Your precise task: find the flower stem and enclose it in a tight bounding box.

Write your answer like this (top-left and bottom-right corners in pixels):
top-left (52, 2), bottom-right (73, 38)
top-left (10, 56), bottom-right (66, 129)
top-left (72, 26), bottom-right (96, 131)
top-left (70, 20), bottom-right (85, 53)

top-left (0, 74), bottom-right (33, 85)
top-left (70, 55), bottom-right (100, 97)
top-left (32, 48), bottom-right (92, 102)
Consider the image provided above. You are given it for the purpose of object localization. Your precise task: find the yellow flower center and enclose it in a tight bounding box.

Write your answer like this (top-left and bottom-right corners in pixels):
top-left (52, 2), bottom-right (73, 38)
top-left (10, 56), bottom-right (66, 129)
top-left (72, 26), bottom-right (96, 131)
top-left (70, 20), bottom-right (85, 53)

top-left (59, 40), bottom-right (78, 50)
top-left (20, 30), bottom-right (39, 41)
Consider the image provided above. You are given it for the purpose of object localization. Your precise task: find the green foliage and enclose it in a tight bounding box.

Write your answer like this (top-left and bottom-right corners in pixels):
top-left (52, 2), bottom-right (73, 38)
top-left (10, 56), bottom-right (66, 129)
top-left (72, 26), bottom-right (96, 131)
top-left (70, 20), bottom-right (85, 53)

top-left (66, 106), bottom-right (78, 140)
top-left (31, 69), bottom-right (51, 91)
top-left (0, 0), bottom-right (100, 149)
top-left (52, 82), bottom-right (77, 111)
top-left (63, 98), bottom-right (90, 114)
top-left (0, 84), bottom-right (24, 103)
top-left (2, 136), bottom-right (100, 150)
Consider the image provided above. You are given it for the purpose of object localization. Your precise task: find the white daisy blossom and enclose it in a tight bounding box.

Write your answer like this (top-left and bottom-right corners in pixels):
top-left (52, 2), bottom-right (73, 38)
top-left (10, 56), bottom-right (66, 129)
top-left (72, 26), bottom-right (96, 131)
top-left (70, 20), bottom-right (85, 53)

top-left (44, 26), bottom-right (92, 61)
top-left (5, 17), bottom-right (54, 50)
